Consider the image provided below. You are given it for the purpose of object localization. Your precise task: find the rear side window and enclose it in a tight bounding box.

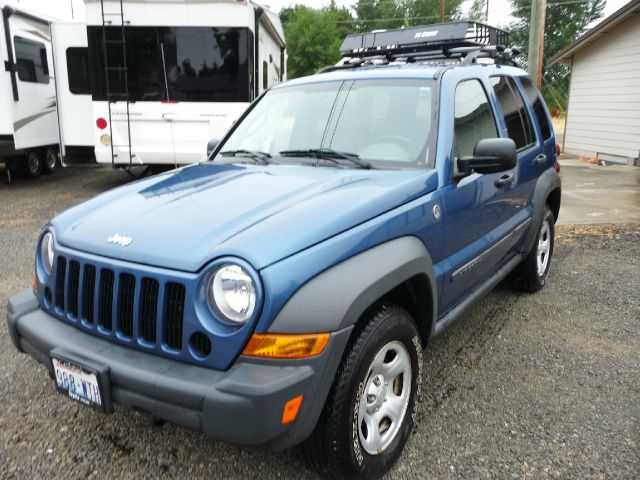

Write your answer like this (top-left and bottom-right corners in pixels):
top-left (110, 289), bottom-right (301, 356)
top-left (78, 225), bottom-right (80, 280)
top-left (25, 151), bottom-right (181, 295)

top-left (454, 79), bottom-right (498, 158)
top-left (14, 36), bottom-right (50, 84)
top-left (491, 76), bottom-right (535, 149)
top-left (66, 47), bottom-right (90, 94)
top-left (521, 77), bottom-right (552, 140)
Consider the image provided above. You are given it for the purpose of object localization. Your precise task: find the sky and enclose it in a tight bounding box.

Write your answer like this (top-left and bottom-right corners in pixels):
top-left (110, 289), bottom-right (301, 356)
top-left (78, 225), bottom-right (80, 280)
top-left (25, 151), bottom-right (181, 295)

top-left (6, 0), bottom-right (631, 29)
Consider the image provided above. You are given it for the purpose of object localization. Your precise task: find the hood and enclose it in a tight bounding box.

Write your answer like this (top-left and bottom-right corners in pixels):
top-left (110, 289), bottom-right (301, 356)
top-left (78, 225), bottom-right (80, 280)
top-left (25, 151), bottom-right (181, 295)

top-left (52, 163), bottom-right (438, 271)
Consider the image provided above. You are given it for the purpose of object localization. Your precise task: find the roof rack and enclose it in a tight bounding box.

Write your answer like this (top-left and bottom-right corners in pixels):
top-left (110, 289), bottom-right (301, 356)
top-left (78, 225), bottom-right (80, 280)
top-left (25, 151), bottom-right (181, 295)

top-left (341, 21), bottom-right (508, 57)
top-left (318, 22), bottom-right (517, 74)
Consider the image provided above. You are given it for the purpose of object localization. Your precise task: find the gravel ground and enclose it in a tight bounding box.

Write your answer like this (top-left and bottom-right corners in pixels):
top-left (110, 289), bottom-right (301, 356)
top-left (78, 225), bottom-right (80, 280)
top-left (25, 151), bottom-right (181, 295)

top-left (1, 166), bottom-right (638, 479)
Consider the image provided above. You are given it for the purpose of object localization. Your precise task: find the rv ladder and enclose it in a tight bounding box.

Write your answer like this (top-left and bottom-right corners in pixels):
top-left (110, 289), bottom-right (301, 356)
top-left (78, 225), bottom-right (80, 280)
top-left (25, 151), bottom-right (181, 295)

top-left (100, 0), bottom-right (133, 167)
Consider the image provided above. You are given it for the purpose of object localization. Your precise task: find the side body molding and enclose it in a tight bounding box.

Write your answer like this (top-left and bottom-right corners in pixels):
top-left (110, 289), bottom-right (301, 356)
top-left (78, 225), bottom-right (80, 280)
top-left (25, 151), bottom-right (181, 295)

top-left (521, 168), bottom-right (561, 254)
top-left (268, 236), bottom-right (438, 335)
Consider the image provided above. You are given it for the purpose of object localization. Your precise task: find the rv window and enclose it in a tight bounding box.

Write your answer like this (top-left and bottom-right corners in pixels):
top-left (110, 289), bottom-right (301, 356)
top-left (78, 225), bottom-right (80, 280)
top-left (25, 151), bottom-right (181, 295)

top-left (14, 36), bottom-right (50, 84)
top-left (66, 47), bottom-right (90, 95)
top-left (263, 61), bottom-right (268, 90)
top-left (88, 26), bottom-right (252, 102)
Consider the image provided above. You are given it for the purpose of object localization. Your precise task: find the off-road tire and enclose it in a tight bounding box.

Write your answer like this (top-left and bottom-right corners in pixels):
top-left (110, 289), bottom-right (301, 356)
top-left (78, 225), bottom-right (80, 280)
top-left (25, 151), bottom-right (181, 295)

top-left (302, 304), bottom-right (423, 479)
top-left (508, 205), bottom-right (555, 293)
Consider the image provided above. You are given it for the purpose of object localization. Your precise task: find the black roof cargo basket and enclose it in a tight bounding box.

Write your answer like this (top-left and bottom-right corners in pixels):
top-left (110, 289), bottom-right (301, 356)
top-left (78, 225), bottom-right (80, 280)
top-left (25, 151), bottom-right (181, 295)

top-left (340, 21), bottom-right (509, 59)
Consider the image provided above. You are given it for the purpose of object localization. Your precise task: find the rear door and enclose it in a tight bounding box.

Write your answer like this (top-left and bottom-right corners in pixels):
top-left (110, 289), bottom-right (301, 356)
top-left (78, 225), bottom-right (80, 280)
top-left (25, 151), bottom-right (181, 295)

top-left (51, 23), bottom-right (93, 156)
top-left (519, 77), bottom-right (556, 171)
top-left (489, 75), bottom-right (544, 222)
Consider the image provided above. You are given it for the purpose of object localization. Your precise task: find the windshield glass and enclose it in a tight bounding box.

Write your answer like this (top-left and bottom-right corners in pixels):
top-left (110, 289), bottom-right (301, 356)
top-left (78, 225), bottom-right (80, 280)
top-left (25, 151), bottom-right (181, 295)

top-left (218, 79), bottom-right (437, 169)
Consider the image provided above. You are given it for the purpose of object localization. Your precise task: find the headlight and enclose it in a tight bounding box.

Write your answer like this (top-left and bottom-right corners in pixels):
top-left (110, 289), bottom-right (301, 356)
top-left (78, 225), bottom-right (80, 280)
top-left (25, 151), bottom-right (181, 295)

top-left (40, 232), bottom-right (54, 275)
top-left (207, 264), bottom-right (256, 324)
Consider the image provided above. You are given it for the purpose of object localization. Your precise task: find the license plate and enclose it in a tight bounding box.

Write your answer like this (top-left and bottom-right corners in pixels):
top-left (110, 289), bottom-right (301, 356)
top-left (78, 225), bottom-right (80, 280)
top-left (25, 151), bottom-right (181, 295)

top-left (52, 357), bottom-right (104, 411)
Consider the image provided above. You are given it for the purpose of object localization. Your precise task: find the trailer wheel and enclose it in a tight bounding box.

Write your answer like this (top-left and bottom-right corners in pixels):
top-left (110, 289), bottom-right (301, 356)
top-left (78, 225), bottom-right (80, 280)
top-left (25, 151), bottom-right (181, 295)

top-left (43, 147), bottom-right (59, 174)
top-left (24, 150), bottom-right (43, 179)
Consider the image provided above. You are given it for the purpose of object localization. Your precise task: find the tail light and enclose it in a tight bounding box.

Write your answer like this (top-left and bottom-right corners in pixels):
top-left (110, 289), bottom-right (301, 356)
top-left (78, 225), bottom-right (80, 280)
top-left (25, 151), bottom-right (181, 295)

top-left (555, 144), bottom-right (561, 156)
top-left (96, 118), bottom-right (108, 130)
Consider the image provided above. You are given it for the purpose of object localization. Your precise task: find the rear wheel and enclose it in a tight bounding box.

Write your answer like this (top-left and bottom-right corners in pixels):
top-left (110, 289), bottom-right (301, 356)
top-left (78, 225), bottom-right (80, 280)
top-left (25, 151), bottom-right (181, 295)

top-left (24, 150), bottom-right (42, 179)
top-left (42, 147), bottom-right (58, 173)
top-left (303, 305), bottom-right (423, 479)
top-left (508, 205), bottom-right (555, 292)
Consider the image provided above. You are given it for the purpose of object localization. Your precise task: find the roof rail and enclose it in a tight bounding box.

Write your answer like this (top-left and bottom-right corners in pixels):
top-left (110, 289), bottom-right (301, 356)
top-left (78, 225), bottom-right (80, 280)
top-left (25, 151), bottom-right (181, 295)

top-left (340, 21), bottom-right (509, 60)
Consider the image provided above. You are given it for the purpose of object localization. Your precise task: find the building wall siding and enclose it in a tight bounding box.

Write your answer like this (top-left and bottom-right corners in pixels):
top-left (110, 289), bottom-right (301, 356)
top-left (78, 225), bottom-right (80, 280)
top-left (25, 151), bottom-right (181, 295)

top-left (564, 16), bottom-right (640, 164)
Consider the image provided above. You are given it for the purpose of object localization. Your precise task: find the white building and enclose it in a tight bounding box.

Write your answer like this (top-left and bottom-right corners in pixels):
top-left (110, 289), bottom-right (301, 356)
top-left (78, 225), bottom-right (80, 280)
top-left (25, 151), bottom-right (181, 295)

top-left (548, 0), bottom-right (640, 166)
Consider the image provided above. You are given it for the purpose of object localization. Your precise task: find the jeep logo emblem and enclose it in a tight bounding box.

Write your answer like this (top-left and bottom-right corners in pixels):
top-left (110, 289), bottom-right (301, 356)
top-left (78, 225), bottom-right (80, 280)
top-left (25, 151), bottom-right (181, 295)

top-left (107, 233), bottom-right (133, 247)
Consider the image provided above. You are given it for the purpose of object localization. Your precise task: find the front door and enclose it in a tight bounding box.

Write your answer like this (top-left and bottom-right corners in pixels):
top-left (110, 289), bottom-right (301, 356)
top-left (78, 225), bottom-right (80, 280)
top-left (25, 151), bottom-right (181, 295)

top-left (440, 78), bottom-right (523, 313)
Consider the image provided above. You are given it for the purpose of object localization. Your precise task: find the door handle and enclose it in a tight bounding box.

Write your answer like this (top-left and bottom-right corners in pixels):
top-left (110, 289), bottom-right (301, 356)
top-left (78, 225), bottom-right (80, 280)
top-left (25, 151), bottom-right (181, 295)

top-left (495, 172), bottom-right (514, 188)
top-left (534, 154), bottom-right (547, 166)
top-left (162, 113), bottom-right (177, 121)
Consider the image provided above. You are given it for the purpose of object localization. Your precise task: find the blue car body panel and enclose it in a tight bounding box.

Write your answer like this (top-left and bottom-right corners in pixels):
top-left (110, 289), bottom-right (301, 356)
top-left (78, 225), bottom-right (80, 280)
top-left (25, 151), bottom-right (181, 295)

top-left (51, 164), bottom-right (439, 272)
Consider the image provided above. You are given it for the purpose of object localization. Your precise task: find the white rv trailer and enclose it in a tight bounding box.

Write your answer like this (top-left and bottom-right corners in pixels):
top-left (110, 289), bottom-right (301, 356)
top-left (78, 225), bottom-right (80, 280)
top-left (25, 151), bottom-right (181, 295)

top-left (0, 5), bottom-right (59, 177)
top-left (84, 0), bottom-right (286, 167)
top-left (0, 5), bottom-right (95, 178)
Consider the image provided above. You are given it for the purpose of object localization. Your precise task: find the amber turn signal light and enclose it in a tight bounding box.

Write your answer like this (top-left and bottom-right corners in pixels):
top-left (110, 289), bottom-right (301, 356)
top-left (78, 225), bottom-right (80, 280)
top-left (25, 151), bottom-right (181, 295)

top-left (282, 395), bottom-right (304, 425)
top-left (242, 332), bottom-right (330, 359)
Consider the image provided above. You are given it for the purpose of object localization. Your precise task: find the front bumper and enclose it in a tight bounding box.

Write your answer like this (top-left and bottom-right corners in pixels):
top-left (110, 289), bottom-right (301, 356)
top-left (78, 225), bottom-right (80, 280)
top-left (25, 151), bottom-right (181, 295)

top-left (7, 289), bottom-right (351, 450)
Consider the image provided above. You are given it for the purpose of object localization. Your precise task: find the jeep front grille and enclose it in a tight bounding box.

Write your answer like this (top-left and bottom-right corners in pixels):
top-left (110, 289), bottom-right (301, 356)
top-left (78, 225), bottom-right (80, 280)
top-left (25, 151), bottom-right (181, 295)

top-left (99, 269), bottom-right (114, 330)
top-left (118, 273), bottom-right (136, 337)
top-left (139, 278), bottom-right (159, 343)
top-left (82, 265), bottom-right (96, 323)
top-left (55, 256), bottom-right (66, 310)
top-left (163, 282), bottom-right (185, 350)
top-left (68, 261), bottom-right (80, 318)
top-left (54, 256), bottom-right (185, 351)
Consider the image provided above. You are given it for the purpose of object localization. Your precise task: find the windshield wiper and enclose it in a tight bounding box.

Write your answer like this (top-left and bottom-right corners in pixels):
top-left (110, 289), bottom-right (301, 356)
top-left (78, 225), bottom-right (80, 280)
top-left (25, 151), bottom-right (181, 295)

top-left (279, 148), bottom-right (372, 169)
top-left (220, 149), bottom-right (272, 165)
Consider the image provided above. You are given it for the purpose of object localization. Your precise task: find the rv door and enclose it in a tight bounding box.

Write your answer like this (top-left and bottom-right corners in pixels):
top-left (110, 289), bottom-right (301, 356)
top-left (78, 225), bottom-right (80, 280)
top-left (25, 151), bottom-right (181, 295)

top-left (7, 13), bottom-right (58, 151)
top-left (51, 23), bottom-right (93, 161)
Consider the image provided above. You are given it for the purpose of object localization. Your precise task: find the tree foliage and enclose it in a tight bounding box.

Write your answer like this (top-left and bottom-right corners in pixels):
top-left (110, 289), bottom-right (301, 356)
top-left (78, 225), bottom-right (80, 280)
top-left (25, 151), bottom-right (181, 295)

top-left (467, 0), bottom-right (487, 22)
top-left (282, 3), bottom-right (354, 79)
top-left (353, 0), bottom-right (466, 31)
top-left (509, 0), bottom-right (605, 111)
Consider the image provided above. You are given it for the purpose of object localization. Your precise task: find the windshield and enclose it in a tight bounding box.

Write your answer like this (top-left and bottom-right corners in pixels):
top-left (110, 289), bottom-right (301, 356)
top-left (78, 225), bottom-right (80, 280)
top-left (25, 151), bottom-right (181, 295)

top-left (218, 79), bottom-right (437, 169)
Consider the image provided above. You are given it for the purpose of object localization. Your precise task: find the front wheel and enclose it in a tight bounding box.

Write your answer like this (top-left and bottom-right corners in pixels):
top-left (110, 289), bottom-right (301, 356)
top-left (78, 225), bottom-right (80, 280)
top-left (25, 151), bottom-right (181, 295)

top-left (508, 205), bottom-right (555, 292)
top-left (303, 305), bottom-right (423, 479)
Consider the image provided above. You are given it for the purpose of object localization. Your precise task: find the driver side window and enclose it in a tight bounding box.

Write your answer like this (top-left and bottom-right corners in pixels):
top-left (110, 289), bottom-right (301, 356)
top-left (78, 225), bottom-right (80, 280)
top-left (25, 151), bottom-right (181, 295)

top-left (454, 79), bottom-right (497, 158)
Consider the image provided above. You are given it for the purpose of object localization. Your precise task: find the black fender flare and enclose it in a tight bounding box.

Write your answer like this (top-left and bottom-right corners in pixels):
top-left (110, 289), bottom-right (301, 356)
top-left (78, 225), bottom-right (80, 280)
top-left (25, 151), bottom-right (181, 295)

top-left (268, 236), bottom-right (438, 338)
top-left (521, 168), bottom-right (561, 254)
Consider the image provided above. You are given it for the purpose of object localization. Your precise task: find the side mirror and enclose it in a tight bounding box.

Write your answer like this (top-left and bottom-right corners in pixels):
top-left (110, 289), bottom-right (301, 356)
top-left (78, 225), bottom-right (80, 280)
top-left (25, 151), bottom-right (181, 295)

top-left (207, 138), bottom-right (220, 158)
top-left (457, 138), bottom-right (517, 175)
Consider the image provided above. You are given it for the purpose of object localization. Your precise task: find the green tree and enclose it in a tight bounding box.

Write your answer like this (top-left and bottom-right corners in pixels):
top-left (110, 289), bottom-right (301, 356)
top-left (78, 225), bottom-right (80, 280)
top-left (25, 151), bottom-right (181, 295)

top-left (509, 0), bottom-right (605, 111)
top-left (467, 0), bottom-right (487, 22)
top-left (284, 5), bottom-right (354, 79)
top-left (353, 0), bottom-right (465, 32)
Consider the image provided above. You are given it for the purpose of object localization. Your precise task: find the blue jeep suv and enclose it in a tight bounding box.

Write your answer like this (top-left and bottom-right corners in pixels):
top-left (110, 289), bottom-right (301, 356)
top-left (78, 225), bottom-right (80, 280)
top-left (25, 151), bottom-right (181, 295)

top-left (7, 23), bottom-right (560, 479)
